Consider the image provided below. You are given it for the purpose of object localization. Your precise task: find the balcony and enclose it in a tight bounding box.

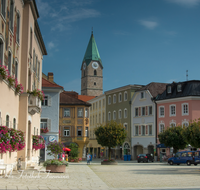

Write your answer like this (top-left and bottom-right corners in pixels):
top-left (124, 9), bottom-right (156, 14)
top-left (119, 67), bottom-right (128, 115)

top-left (28, 95), bottom-right (41, 115)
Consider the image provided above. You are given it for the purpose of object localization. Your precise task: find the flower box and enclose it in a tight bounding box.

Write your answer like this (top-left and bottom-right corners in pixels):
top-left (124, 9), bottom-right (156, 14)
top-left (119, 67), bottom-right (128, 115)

top-left (46, 164), bottom-right (66, 173)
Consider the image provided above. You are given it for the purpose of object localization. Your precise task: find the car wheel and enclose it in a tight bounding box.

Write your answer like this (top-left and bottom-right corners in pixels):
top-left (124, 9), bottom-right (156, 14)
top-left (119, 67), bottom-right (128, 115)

top-left (152, 159), bottom-right (154, 162)
top-left (169, 161), bottom-right (173, 165)
top-left (194, 164), bottom-right (197, 166)
top-left (143, 161), bottom-right (144, 163)
top-left (186, 161), bottom-right (191, 166)
top-left (138, 161), bottom-right (140, 163)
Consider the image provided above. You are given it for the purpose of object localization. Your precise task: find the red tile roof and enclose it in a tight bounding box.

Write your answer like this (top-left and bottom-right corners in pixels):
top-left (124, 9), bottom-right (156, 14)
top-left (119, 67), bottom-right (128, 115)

top-left (42, 78), bottom-right (63, 89)
top-left (78, 95), bottom-right (96, 102)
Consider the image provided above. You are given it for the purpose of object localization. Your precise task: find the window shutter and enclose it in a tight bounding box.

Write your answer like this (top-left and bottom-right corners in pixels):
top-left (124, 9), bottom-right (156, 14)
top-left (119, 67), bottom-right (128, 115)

top-left (139, 125), bottom-right (141, 135)
top-left (48, 96), bottom-right (51, 106)
top-left (47, 119), bottom-right (51, 131)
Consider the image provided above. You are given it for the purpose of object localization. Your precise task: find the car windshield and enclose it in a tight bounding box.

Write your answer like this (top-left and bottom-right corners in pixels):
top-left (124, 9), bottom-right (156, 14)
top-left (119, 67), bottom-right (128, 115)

top-left (139, 154), bottom-right (146, 156)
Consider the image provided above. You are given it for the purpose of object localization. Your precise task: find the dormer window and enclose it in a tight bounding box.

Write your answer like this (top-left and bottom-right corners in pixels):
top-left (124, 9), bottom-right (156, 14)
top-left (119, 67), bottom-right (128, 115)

top-left (177, 84), bottom-right (182, 92)
top-left (141, 92), bottom-right (144, 99)
top-left (167, 86), bottom-right (171, 94)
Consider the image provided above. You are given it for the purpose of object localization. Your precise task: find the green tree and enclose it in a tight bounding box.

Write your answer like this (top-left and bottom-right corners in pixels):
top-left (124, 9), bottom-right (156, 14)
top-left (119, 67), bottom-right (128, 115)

top-left (69, 143), bottom-right (79, 158)
top-left (183, 119), bottom-right (200, 148)
top-left (158, 125), bottom-right (187, 153)
top-left (94, 121), bottom-right (127, 160)
top-left (47, 141), bottom-right (64, 159)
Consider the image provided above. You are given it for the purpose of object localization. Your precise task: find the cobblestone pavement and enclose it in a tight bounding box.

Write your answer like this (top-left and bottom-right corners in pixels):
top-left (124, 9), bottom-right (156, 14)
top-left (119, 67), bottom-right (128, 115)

top-left (0, 160), bottom-right (200, 190)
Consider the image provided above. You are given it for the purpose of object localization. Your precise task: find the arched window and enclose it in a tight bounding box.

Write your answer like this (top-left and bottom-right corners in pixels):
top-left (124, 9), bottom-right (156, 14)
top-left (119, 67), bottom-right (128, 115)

top-left (8, 51), bottom-right (12, 75)
top-left (0, 39), bottom-right (4, 65)
top-left (94, 70), bottom-right (97, 76)
top-left (15, 59), bottom-right (18, 79)
top-left (13, 118), bottom-right (16, 129)
top-left (9, 0), bottom-right (14, 32)
top-left (1, 0), bottom-right (6, 18)
top-left (16, 12), bottom-right (20, 43)
top-left (6, 115), bottom-right (9, 127)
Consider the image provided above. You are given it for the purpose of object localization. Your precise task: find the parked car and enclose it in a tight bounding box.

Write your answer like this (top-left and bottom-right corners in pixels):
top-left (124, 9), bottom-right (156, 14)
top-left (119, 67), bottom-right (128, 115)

top-left (137, 154), bottom-right (154, 163)
top-left (168, 151), bottom-right (200, 166)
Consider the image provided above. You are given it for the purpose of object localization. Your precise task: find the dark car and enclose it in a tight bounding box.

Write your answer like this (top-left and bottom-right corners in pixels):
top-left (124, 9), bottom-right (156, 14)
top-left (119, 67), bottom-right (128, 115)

top-left (137, 154), bottom-right (154, 163)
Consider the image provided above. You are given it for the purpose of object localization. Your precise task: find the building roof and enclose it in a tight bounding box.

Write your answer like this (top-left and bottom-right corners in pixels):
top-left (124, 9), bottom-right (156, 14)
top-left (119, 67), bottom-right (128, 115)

top-left (136, 82), bottom-right (168, 98)
top-left (42, 78), bottom-right (63, 89)
top-left (60, 91), bottom-right (91, 106)
top-left (78, 95), bottom-right (96, 102)
top-left (155, 80), bottom-right (200, 101)
top-left (82, 33), bottom-right (103, 68)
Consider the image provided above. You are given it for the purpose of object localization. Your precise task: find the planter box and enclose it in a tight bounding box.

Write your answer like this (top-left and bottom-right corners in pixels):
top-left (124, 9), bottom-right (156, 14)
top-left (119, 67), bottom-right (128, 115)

top-left (46, 165), bottom-right (66, 173)
top-left (101, 161), bottom-right (118, 165)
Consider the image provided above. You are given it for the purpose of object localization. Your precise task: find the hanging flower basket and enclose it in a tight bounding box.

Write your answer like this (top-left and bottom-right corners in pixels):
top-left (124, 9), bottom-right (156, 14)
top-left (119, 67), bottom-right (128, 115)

top-left (41, 128), bottom-right (49, 133)
top-left (32, 135), bottom-right (45, 150)
top-left (27, 89), bottom-right (45, 101)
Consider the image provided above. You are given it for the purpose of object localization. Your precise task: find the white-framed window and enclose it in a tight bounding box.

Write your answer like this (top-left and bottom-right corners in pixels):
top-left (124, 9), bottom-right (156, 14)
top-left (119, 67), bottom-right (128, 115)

top-left (182, 122), bottom-right (189, 127)
top-left (135, 107), bottom-right (139, 117)
top-left (108, 96), bottom-right (111, 105)
top-left (40, 119), bottom-right (48, 129)
top-left (93, 103), bottom-right (95, 110)
top-left (118, 109), bottom-right (122, 119)
top-left (124, 91), bottom-right (128, 101)
top-left (85, 108), bottom-right (88, 118)
top-left (9, 0), bottom-right (14, 32)
top-left (15, 59), bottom-right (18, 80)
top-left (78, 108), bottom-right (83, 117)
top-left (142, 107), bottom-right (145, 116)
top-left (135, 125), bottom-right (139, 136)
top-left (142, 125), bottom-right (145, 136)
top-left (108, 112), bottom-right (111, 121)
top-left (159, 106), bottom-right (165, 117)
top-left (8, 51), bottom-right (12, 75)
top-left (13, 118), bottom-right (16, 129)
top-left (16, 11), bottom-right (20, 44)
top-left (124, 108), bottom-right (127, 118)
top-left (1, 0), bottom-right (6, 19)
top-left (29, 28), bottom-right (33, 55)
top-left (0, 37), bottom-right (4, 66)
top-left (177, 84), bottom-right (182, 92)
top-left (77, 126), bottom-right (82, 136)
top-left (124, 123), bottom-right (127, 130)
top-left (170, 122), bottom-right (176, 127)
top-left (64, 129), bottom-right (70, 137)
top-left (64, 108), bottom-right (70, 117)
top-left (182, 103), bottom-right (189, 115)
top-left (167, 86), bottom-right (171, 93)
top-left (119, 93), bottom-right (122, 102)
top-left (159, 123), bottom-right (165, 133)
top-left (42, 96), bottom-right (48, 106)
top-left (85, 127), bottom-right (88, 137)
top-left (113, 111), bottom-right (116, 120)
top-left (149, 106), bottom-right (152, 115)
top-left (6, 115), bottom-right (9, 127)
top-left (170, 105), bottom-right (176, 116)
top-left (140, 92), bottom-right (145, 99)
top-left (149, 125), bottom-right (152, 135)
top-left (113, 94), bottom-right (116, 103)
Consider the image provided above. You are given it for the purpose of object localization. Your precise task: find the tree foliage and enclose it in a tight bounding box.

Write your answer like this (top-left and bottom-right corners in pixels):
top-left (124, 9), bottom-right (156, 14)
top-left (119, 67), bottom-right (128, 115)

top-left (69, 143), bottom-right (79, 158)
top-left (158, 125), bottom-right (187, 153)
top-left (183, 119), bottom-right (200, 148)
top-left (95, 121), bottom-right (127, 160)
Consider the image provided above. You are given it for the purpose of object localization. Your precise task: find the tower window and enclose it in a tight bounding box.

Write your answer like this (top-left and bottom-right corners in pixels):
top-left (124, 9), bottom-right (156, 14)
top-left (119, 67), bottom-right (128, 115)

top-left (94, 82), bottom-right (96, 86)
top-left (94, 70), bottom-right (97, 76)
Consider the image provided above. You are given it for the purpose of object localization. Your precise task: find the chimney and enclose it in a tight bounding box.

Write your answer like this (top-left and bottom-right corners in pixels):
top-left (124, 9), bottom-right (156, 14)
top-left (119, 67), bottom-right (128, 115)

top-left (48, 72), bottom-right (54, 83)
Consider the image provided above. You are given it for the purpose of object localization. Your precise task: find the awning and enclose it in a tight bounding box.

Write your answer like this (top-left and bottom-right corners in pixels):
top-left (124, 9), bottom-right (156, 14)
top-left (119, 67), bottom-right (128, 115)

top-left (63, 147), bottom-right (71, 151)
top-left (157, 144), bottom-right (167, 148)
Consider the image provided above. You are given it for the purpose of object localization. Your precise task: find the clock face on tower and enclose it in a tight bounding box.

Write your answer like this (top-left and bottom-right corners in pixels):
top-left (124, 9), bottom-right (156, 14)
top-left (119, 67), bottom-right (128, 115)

top-left (92, 62), bottom-right (99, 69)
top-left (83, 62), bottom-right (86, 70)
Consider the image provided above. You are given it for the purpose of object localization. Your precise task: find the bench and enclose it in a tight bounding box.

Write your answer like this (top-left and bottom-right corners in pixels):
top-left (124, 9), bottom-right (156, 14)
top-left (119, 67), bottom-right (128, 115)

top-left (0, 159), bottom-right (13, 176)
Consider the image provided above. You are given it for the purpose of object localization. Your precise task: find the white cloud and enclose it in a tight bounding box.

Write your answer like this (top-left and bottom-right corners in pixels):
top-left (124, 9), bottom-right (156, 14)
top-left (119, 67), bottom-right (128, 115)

top-left (139, 20), bottom-right (158, 30)
top-left (166, 0), bottom-right (200, 7)
top-left (47, 42), bottom-right (55, 50)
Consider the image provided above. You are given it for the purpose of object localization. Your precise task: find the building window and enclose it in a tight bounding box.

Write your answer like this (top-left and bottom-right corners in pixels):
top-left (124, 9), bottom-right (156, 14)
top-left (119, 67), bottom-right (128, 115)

top-left (118, 109), bottom-right (122, 119)
top-left (135, 125), bottom-right (139, 136)
top-left (85, 127), bottom-right (88, 137)
top-left (124, 123), bottom-right (127, 130)
top-left (78, 108), bottom-right (83, 117)
top-left (135, 107), bottom-right (139, 117)
top-left (85, 108), bottom-right (88, 118)
top-left (1, 0), bottom-right (6, 18)
top-left (124, 109), bottom-right (127, 118)
top-left (182, 103), bottom-right (189, 115)
top-left (113, 111), bottom-right (116, 120)
top-left (16, 12), bottom-right (20, 43)
top-left (0, 39), bottom-right (4, 65)
top-left (124, 91), bottom-right (128, 101)
top-left (149, 125), bottom-right (152, 135)
top-left (99, 113), bottom-right (101, 123)
top-left (9, 0), bottom-right (14, 32)
top-left (64, 129), bottom-right (70, 137)
top-left (149, 106), bottom-right (152, 115)
top-left (159, 106), bottom-right (164, 117)
top-left (142, 107), bottom-right (145, 116)
top-left (108, 96), bottom-right (111, 105)
top-left (6, 115), bottom-right (9, 127)
top-left (94, 70), bottom-right (97, 76)
top-left (38, 61), bottom-right (40, 81)
top-left (99, 101), bottom-right (101, 108)
top-left (160, 124), bottom-right (164, 133)
top-left (141, 92), bottom-right (144, 99)
top-left (33, 50), bottom-right (35, 70)
top-left (40, 119), bottom-right (48, 129)
top-left (142, 125), bottom-right (145, 136)
top-left (167, 86), bottom-right (171, 93)
top-left (119, 93), bottom-right (122, 102)
top-left (94, 82), bottom-right (96, 86)
top-left (170, 122), bottom-right (176, 127)
top-left (30, 29), bottom-right (33, 55)
top-left (8, 51), bottom-right (12, 75)
top-left (108, 112), bottom-right (111, 121)
top-left (64, 108), bottom-right (70, 117)
top-left (77, 127), bottom-right (82, 136)
top-left (42, 96), bottom-right (48, 106)
top-left (15, 60), bottom-right (18, 79)
top-left (177, 84), bottom-right (182, 92)
top-left (182, 122), bottom-right (189, 127)
top-left (113, 94), bottom-right (116, 103)
top-left (170, 105), bottom-right (176, 116)
top-left (103, 99), bottom-right (105, 106)
top-left (93, 103), bottom-right (95, 110)
top-left (13, 118), bottom-right (16, 129)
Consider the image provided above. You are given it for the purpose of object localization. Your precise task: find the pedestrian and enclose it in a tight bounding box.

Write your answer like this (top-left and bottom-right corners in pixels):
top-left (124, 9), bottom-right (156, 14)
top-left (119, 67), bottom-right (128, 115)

top-left (87, 153), bottom-right (91, 165)
top-left (62, 153), bottom-right (65, 160)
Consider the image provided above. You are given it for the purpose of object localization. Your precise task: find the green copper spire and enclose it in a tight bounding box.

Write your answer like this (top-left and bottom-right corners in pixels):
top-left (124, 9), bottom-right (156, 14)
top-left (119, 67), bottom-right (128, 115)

top-left (82, 33), bottom-right (103, 67)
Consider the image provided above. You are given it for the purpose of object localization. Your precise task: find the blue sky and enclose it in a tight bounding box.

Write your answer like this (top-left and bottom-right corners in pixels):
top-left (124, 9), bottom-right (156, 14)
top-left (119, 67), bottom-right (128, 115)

top-left (36, 0), bottom-right (200, 94)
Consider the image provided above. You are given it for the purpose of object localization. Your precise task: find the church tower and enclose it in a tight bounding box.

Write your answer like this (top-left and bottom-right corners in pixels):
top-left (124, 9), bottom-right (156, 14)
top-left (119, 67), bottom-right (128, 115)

top-left (81, 32), bottom-right (103, 96)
